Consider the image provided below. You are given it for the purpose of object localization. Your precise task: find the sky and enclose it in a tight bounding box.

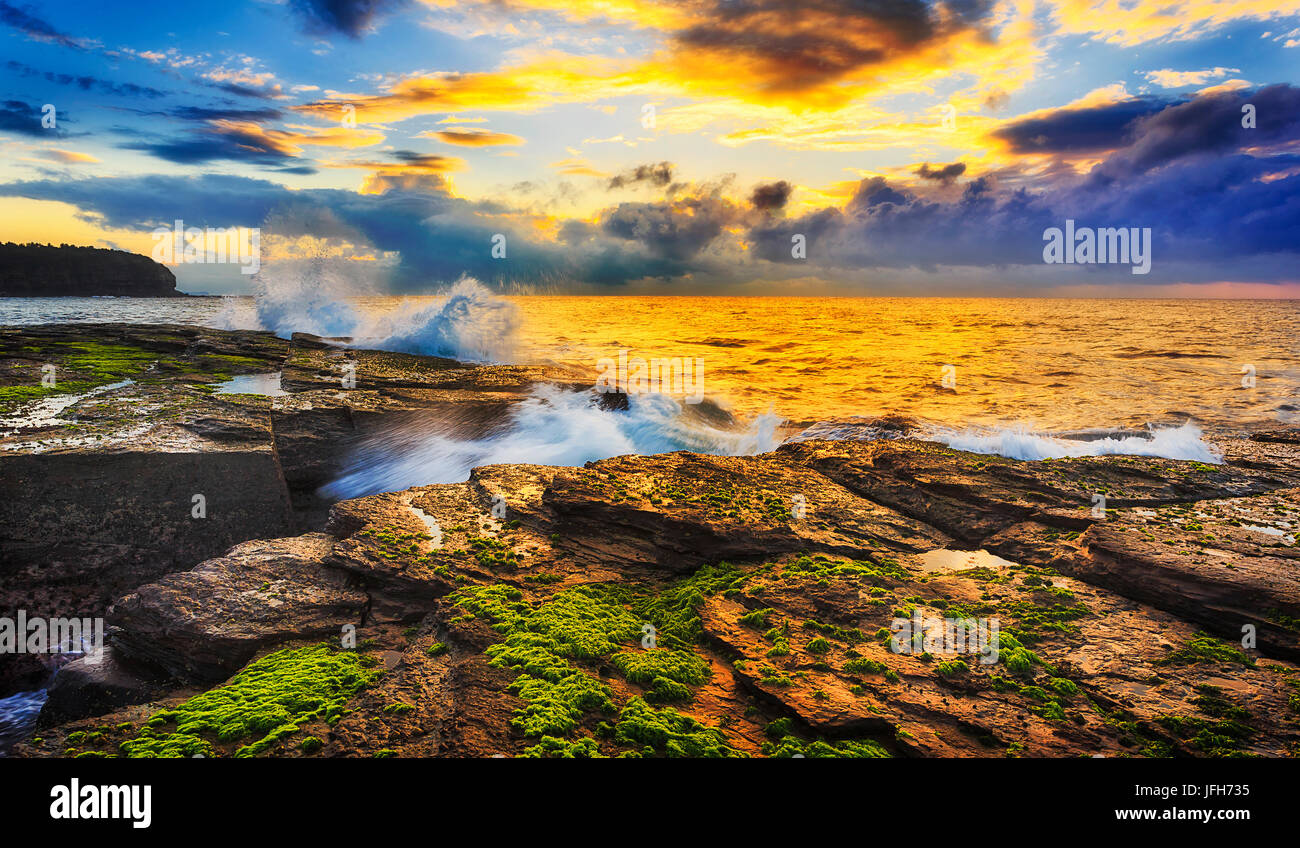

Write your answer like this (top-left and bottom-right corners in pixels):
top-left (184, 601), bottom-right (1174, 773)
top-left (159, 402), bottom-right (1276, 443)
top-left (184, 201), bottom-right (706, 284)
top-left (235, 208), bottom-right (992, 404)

top-left (0, 0), bottom-right (1297, 296)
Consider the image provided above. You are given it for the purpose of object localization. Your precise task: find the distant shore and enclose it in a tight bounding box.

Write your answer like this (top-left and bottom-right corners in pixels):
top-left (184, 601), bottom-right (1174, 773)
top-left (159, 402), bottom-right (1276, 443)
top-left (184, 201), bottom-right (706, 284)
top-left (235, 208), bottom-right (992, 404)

top-left (0, 244), bottom-right (182, 298)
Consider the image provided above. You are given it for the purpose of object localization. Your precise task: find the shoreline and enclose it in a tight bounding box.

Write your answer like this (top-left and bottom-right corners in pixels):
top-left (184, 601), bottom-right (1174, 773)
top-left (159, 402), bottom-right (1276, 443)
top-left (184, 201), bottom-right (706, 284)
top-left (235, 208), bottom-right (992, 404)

top-left (1, 322), bottom-right (1298, 758)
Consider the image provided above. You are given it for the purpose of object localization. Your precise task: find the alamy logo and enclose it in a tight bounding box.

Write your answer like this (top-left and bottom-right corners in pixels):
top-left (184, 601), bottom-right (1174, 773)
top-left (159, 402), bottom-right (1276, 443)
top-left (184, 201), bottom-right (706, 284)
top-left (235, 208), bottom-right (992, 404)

top-left (50, 779), bottom-right (151, 829)
top-left (889, 611), bottom-right (1000, 664)
top-left (150, 220), bottom-right (261, 275)
top-left (1042, 220), bottom-right (1151, 275)
top-left (0, 611), bottom-right (104, 663)
top-left (595, 349), bottom-right (704, 404)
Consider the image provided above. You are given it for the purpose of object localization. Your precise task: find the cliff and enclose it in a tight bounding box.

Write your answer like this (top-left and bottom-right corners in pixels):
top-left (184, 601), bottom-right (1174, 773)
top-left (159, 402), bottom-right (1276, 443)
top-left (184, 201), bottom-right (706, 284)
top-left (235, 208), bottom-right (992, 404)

top-left (0, 243), bottom-right (182, 297)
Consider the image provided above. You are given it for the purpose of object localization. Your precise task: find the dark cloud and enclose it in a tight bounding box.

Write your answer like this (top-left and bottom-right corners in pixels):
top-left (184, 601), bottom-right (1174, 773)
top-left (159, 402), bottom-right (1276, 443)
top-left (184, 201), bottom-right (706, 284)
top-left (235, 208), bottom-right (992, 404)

top-left (0, 173), bottom-right (298, 230)
top-left (0, 2), bottom-right (85, 49)
top-left (167, 105), bottom-right (285, 122)
top-left (607, 161), bottom-right (674, 190)
top-left (673, 0), bottom-right (995, 92)
top-left (750, 180), bottom-right (792, 211)
top-left (4, 61), bottom-right (168, 98)
top-left (847, 176), bottom-right (908, 209)
top-left (390, 150), bottom-right (456, 168)
top-left (981, 88), bottom-right (1010, 112)
top-left (1095, 84), bottom-right (1300, 179)
top-left (601, 196), bottom-right (738, 261)
top-left (287, 0), bottom-right (409, 38)
top-left (915, 161), bottom-right (966, 183)
top-left (747, 89), bottom-right (1300, 280)
top-left (205, 81), bottom-right (279, 100)
top-left (993, 96), bottom-right (1174, 154)
top-left (117, 125), bottom-right (295, 167)
top-left (0, 99), bottom-right (63, 137)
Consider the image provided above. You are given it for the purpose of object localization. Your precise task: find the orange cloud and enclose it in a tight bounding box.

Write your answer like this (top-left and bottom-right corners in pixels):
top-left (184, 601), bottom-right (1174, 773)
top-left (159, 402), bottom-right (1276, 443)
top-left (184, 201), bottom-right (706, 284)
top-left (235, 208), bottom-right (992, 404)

top-left (422, 128), bottom-right (525, 146)
top-left (206, 120), bottom-right (385, 157)
top-left (39, 149), bottom-right (100, 164)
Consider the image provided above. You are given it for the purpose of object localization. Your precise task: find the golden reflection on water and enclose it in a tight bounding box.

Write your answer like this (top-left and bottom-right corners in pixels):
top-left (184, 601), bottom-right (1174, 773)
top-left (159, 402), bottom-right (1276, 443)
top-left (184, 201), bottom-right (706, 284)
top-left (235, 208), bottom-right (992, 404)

top-left (511, 296), bottom-right (1300, 431)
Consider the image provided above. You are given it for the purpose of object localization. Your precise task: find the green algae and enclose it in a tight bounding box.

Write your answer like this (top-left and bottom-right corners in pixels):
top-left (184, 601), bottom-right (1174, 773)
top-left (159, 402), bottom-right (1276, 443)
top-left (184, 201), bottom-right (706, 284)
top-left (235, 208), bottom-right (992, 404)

top-left (120, 644), bottom-right (380, 758)
top-left (521, 735), bottom-right (605, 758)
top-left (455, 585), bottom-right (634, 737)
top-left (453, 569), bottom-right (741, 754)
top-left (610, 648), bottom-right (710, 689)
top-left (1156, 631), bottom-right (1256, 667)
top-left (843, 657), bottom-right (889, 675)
top-left (632, 562), bottom-right (745, 648)
top-left (613, 697), bottom-right (744, 758)
top-left (760, 716), bottom-right (889, 758)
top-left (468, 535), bottom-right (521, 569)
top-left (779, 553), bottom-right (911, 586)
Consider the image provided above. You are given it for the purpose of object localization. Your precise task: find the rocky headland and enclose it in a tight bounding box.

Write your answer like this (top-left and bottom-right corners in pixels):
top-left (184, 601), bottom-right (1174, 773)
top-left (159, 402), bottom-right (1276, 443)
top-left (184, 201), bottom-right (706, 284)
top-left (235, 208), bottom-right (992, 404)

top-left (0, 244), bottom-right (182, 297)
top-left (2, 323), bottom-right (1298, 758)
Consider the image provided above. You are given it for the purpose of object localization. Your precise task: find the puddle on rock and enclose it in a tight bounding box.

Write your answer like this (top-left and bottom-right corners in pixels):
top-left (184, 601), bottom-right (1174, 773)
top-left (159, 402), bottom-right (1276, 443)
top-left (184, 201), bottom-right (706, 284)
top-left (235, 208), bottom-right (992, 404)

top-left (918, 548), bottom-right (1017, 574)
top-left (0, 378), bottom-right (134, 437)
top-left (213, 372), bottom-right (288, 396)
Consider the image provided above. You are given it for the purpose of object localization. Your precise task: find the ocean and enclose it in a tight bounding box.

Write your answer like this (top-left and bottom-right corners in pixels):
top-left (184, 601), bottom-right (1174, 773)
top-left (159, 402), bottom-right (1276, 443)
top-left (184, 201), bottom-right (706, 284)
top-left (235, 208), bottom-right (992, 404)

top-left (4, 291), bottom-right (1296, 440)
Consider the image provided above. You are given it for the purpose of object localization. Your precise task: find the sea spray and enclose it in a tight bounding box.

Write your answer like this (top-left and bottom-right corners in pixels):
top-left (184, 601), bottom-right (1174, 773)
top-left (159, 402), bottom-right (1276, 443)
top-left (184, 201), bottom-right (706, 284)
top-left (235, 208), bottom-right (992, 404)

top-left (932, 421), bottom-right (1222, 463)
top-left (355, 277), bottom-right (518, 362)
top-left (214, 267), bottom-right (519, 363)
top-left (321, 385), bottom-right (783, 498)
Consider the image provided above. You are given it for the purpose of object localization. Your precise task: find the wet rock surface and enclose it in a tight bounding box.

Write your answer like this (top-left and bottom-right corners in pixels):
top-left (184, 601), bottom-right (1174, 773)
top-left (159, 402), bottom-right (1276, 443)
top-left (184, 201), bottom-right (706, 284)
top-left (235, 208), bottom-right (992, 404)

top-left (4, 324), bottom-right (1299, 758)
top-left (14, 428), bottom-right (1300, 759)
top-left (0, 323), bottom-right (593, 695)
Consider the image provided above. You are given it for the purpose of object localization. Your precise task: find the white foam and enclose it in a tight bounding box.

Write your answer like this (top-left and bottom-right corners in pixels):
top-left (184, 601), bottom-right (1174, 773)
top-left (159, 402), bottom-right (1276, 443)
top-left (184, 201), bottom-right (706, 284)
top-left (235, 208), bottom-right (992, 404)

top-left (933, 422), bottom-right (1222, 463)
top-left (322, 384), bottom-right (783, 498)
top-left (212, 266), bottom-right (517, 364)
top-left (353, 277), bottom-right (518, 362)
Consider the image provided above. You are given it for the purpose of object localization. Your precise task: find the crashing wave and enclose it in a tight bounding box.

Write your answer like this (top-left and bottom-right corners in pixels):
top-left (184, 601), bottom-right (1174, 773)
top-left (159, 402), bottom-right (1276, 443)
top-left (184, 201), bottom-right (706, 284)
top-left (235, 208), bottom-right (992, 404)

top-left (931, 421), bottom-right (1222, 463)
top-left (322, 384), bottom-right (783, 498)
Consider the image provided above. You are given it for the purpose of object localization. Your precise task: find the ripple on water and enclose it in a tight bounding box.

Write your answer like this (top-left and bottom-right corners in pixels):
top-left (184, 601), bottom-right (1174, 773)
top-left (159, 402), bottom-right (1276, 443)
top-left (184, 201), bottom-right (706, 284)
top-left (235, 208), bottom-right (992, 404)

top-left (0, 688), bottom-right (47, 756)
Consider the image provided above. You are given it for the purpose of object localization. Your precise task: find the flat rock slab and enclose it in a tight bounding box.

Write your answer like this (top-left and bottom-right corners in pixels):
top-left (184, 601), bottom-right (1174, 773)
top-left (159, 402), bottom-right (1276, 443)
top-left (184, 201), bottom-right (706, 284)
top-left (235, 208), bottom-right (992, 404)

top-left (1062, 489), bottom-right (1300, 661)
top-left (110, 533), bottom-right (366, 680)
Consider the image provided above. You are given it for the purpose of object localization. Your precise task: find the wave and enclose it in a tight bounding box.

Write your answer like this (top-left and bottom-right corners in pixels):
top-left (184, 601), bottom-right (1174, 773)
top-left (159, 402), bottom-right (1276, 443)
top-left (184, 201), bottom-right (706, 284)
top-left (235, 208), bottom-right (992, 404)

top-left (321, 384), bottom-right (784, 498)
top-left (213, 265), bottom-right (517, 363)
top-left (931, 422), bottom-right (1222, 463)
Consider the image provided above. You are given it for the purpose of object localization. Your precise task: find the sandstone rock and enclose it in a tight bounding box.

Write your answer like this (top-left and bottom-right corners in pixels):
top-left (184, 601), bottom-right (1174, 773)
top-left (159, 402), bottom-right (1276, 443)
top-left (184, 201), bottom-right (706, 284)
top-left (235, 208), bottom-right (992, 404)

top-left (109, 533), bottom-right (366, 680)
top-left (40, 646), bottom-right (169, 724)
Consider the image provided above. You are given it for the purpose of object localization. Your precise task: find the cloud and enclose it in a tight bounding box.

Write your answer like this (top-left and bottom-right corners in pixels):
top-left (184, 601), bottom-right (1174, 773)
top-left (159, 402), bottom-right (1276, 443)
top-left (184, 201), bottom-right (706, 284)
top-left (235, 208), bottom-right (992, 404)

top-left (3, 61), bottom-right (168, 98)
top-left (39, 148), bottom-right (98, 163)
top-left (119, 119), bottom-right (384, 166)
top-left (287, 0), bottom-right (411, 38)
top-left (165, 106), bottom-right (285, 122)
top-left (1050, 0), bottom-right (1295, 48)
top-left (1144, 67), bottom-right (1240, 88)
top-left (3, 85), bottom-right (1296, 292)
top-left (550, 157), bottom-right (607, 177)
top-left (0, 1), bottom-right (88, 49)
top-left (0, 99), bottom-right (62, 138)
top-left (422, 128), bottom-right (525, 146)
top-left (915, 162), bottom-right (967, 183)
top-left (750, 180), bottom-right (792, 211)
top-left (1093, 84), bottom-right (1300, 178)
top-left (607, 162), bottom-right (674, 189)
top-left (992, 96), bottom-right (1174, 154)
top-left (669, 0), bottom-right (994, 95)
top-left (601, 193), bottom-right (739, 261)
top-left (293, 0), bottom-right (1029, 126)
